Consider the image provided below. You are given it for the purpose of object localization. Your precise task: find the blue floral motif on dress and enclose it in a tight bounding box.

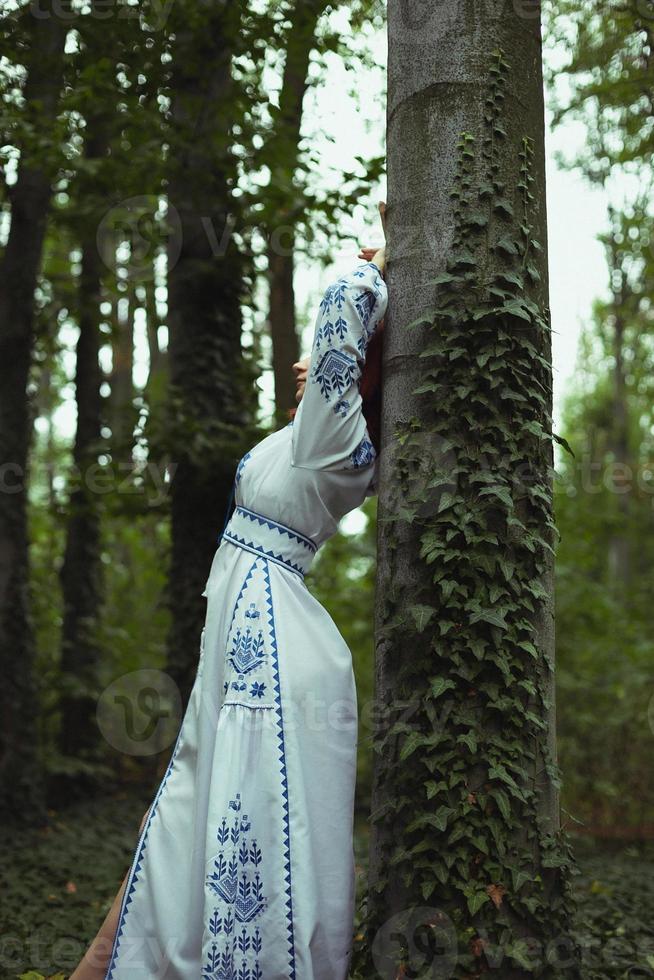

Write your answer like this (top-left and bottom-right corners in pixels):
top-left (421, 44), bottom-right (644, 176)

top-left (333, 398), bottom-right (349, 418)
top-left (203, 793), bottom-right (267, 980)
top-left (311, 348), bottom-right (358, 401)
top-left (353, 289), bottom-right (376, 329)
top-left (223, 589), bottom-right (275, 708)
top-left (315, 317), bottom-right (335, 349)
top-left (319, 279), bottom-right (349, 313)
top-left (228, 626), bottom-right (265, 676)
top-left (349, 434), bottom-right (377, 468)
top-left (334, 315), bottom-right (348, 340)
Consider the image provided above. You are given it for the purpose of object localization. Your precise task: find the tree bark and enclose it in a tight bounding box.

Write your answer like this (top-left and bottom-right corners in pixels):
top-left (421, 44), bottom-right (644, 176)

top-left (264, 0), bottom-right (328, 424)
top-left (165, 0), bottom-right (257, 705)
top-left (0, 1), bottom-right (70, 823)
top-left (364, 1), bottom-right (580, 974)
top-left (268, 243), bottom-right (299, 423)
top-left (605, 215), bottom-right (631, 589)
top-left (109, 283), bottom-right (137, 470)
top-left (58, 111), bottom-right (110, 765)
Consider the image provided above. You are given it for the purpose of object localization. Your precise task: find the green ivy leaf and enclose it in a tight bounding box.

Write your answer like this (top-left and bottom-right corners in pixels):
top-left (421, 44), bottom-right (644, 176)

top-left (457, 731), bottom-right (478, 753)
top-left (422, 880), bottom-right (437, 900)
top-left (467, 890), bottom-right (490, 915)
top-left (503, 300), bottom-right (532, 322)
top-left (399, 730), bottom-right (426, 762)
top-left (493, 198), bottom-right (514, 217)
top-left (409, 604), bottom-right (435, 632)
top-left (506, 941), bottom-right (536, 969)
top-left (477, 485), bottom-right (514, 510)
top-left (430, 676), bottom-right (457, 700)
top-left (494, 236), bottom-right (519, 256)
top-left (552, 431), bottom-right (575, 457)
top-left (468, 211), bottom-right (488, 228)
top-left (470, 608), bottom-right (509, 630)
top-left (407, 311), bottom-right (436, 330)
top-left (491, 788), bottom-right (511, 821)
top-left (428, 272), bottom-right (459, 286)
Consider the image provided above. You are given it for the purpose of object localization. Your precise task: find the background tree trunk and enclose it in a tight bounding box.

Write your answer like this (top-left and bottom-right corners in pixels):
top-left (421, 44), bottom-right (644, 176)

top-left (268, 242), bottom-right (299, 424)
top-left (109, 282), bottom-right (137, 470)
top-left (57, 4), bottom-right (116, 770)
top-left (58, 204), bottom-right (106, 764)
top-left (605, 212), bottom-right (631, 590)
top-left (263, 0), bottom-right (328, 424)
top-left (0, 1), bottom-right (70, 823)
top-left (363, 1), bottom-right (581, 974)
top-left (165, 0), bottom-right (258, 706)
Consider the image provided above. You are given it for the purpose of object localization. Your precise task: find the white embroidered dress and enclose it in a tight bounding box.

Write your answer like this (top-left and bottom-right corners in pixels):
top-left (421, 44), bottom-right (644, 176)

top-left (105, 261), bottom-right (387, 980)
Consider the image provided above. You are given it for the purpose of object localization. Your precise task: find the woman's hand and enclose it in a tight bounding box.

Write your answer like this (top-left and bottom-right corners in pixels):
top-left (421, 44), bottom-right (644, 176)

top-left (357, 201), bottom-right (387, 276)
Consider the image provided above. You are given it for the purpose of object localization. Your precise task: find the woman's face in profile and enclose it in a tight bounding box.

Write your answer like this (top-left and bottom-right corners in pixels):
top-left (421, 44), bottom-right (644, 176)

top-left (292, 355), bottom-right (311, 404)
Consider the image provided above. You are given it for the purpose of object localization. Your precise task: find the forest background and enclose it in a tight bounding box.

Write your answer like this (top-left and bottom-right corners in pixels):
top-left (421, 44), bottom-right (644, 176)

top-left (0, 0), bottom-right (653, 976)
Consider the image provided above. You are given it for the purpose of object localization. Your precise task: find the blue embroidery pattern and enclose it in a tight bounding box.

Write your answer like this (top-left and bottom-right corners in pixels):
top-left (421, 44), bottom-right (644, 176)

top-left (349, 434), bottom-right (377, 468)
top-left (221, 505), bottom-right (316, 579)
top-left (235, 451), bottom-right (252, 487)
top-left (309, 264), bottom-right (385, 412)
top-left (203, 793), bottom-right (267, 980)
top-left (208, 557), bottom-right (296, 977)
top-left (222, 570), bottom-right (275, 709)
top-left (319, 279), bottom-right (349, 313)
top-left (333, 398), bottom-right (350, 417)
top-left (311, 348), bottom-right (358, 399)
top-left (104, 726), bottom-right (186, 978)
top-left (236, 505), bottom-right (316, 554)
top-left (354, 289), bottom-right (376, 329)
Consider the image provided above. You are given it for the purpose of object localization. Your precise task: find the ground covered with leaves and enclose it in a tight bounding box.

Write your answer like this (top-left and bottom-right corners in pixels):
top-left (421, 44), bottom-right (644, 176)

top-left (2, 790), bottom-right (653, 979)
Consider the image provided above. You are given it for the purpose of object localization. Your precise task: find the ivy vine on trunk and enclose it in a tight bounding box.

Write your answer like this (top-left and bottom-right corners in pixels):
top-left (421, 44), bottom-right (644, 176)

top-left (357, 30), bottom-right (582, 980)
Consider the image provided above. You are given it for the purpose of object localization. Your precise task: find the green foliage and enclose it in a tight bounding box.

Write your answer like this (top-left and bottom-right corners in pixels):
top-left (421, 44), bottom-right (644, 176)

top-left (5, 788), bottom-right (654, 980)
top-left (0, 787), bottom-right (153, 979)
top-left (544, 0), bottom-right (653, 178)
top-left (554, 343), bottom-right (654, 833)
top-left (354, 49), bottom-right (581, 977)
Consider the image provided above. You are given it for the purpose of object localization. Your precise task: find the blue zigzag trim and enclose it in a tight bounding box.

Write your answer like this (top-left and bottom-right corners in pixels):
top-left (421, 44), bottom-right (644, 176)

top-left (105, 726), bottom-right (185, 978)
top-left (235, 506), bottom-right (317, 553)
top-left (262, 559), bottom-right (296, 977)
top-left (222, 531), bottom-right (307, 579)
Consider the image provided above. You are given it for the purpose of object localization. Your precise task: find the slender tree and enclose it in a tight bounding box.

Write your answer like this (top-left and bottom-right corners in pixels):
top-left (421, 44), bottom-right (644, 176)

top-left (0, 1), bottom-right (70, 822)
top-left (58, 108), bottom-right (111, 765)
top-left (164, 0), bottom-right (259, 704)
top-left (109, 280), bottom-right (137, 469)
top-left (359, 2), bottom-right (582, 975)
top-left (259, 0), bottom-right (385, 422)
top-left (263, 0), bottom-right (328, 423)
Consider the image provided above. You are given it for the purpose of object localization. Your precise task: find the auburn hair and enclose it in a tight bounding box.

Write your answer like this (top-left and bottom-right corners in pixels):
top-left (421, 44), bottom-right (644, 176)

top-left (287, 318), bottom-right (385, 453)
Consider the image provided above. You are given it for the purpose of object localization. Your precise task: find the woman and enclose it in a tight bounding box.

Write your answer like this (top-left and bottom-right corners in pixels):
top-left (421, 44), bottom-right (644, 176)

top-left (71, 219), bottom-right (387, 980)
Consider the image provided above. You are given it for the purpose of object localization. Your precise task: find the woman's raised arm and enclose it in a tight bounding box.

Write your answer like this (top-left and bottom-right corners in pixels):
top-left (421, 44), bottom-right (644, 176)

top-left (290, 259), bottom-right (387, 471)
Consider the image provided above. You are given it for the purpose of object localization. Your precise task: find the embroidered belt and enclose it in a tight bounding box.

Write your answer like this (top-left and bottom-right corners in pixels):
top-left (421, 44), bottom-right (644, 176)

top-left (220, 504), bottom-right (317, 578)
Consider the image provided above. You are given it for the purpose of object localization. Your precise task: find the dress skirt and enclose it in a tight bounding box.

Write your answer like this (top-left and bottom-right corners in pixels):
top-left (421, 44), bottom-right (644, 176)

top-left (105, 507), bottom-right (359, 980)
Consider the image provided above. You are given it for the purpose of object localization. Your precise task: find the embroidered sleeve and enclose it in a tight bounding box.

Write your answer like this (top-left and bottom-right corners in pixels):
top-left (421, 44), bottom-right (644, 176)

top-left (290, 261), bottom-right (387, 471)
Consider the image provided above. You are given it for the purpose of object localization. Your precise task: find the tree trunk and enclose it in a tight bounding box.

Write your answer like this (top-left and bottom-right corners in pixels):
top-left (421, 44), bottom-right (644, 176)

top-left (606, 218), bottom-right (631, 589)
top-left (268, 243), bottom-right (299, 423)
top-left (363, 2), bottom-right (581, 975)
top-left (109, 283), bottom-right (137, 470)
top-left (145, 278), bottom-right (166, 381)
top-left (165, 0), bottom-right (257, 706)
top-left (264, 0), bottom-right (327, 424)
top-left (0, 2), bottom-right (69, 823)
top-left (58, 117), bottom-right (110, 765)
